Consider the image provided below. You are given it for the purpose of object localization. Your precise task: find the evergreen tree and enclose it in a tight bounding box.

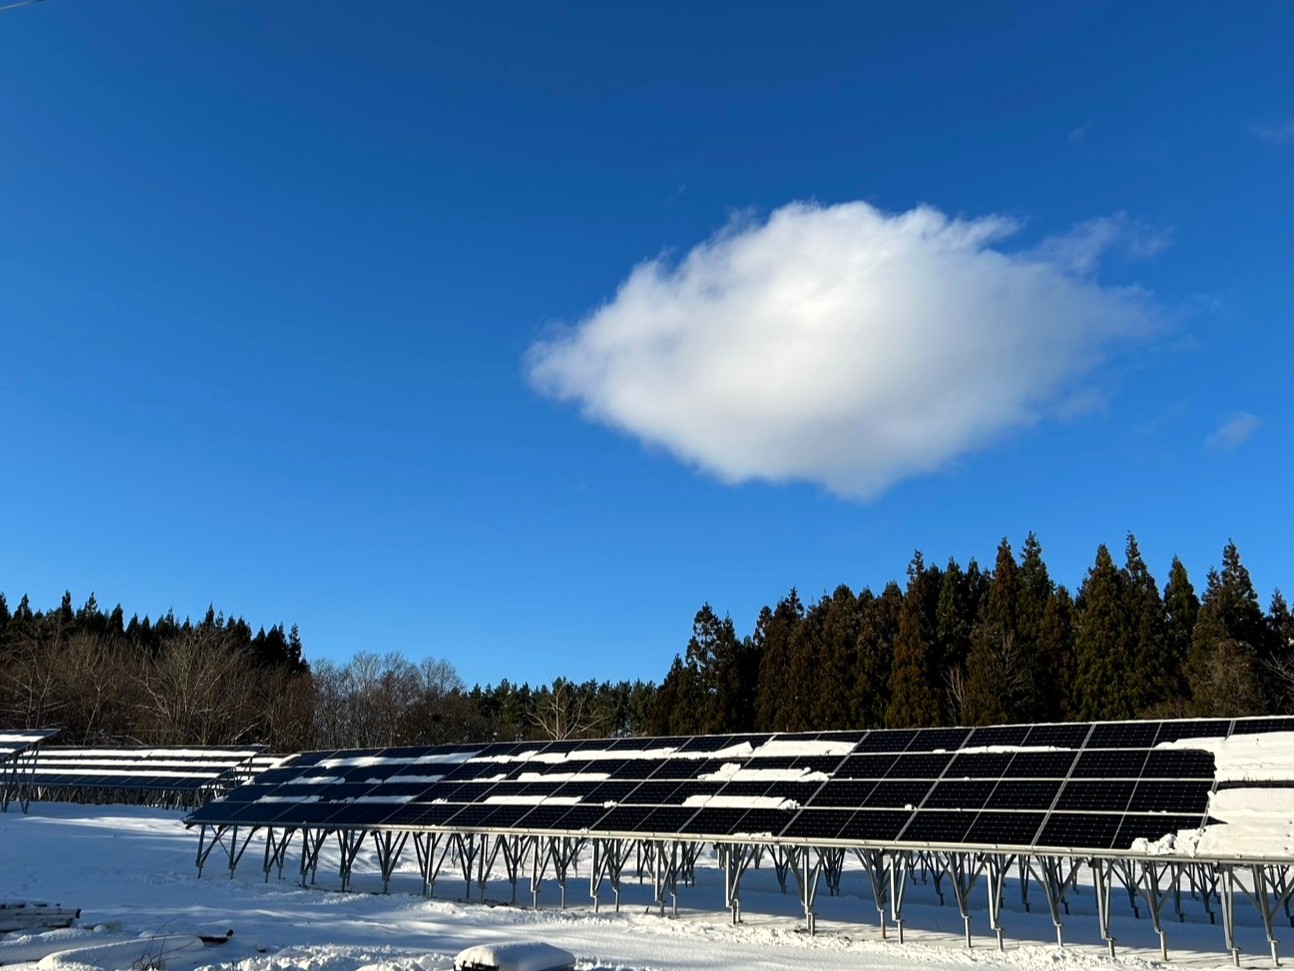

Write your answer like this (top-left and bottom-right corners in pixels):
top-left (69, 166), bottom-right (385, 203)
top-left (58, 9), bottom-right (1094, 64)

top-left (1163, 557), bottom-right (1199, 680)
top-left (784, 596), bottom-right (828, 732)
top-left (1187, 543), bottom-right (1268, 716)
top-left (853, 583), bottom-right (901, 727)
top-left (1036, 587), bottom-right (1076, 719)
top-left (754, 590), bottom-right (803, 731)
top-left (964, 539), bottom-right (1026, 724)
top-left (1267, 591), bottom-right (1294, 714)
top-left (1015, 534), bottom-right (1054, 719)
top-left (887, 553), bottom-right (943, 727)
top-left (1073, 544), bottom-right (1130, 720)
top-left (812, 585), bottom-right (859, 729)
top-left (1119, 535), bottom-right (1177, 714)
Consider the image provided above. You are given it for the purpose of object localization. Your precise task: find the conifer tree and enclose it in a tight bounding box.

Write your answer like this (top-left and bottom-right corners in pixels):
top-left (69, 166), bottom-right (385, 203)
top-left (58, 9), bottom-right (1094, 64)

top-left (853, 583), bottom-right (901, 727)
top-left (1163, 557), bottom-right (1199, 678)
top-left (784, 596), bottom-right (828, 732)
top-left (1036, 586), bottom-right (1076, 719)
top-left (813, 585), bottom-right (860, 729)
top-left (964, 539), bottom-right (1026, 724)
top-left (887, 553), bottom-right (943, 727)
top-left (1121, 534), bottom-right (1176, 714)
top-left (754, 590), bottom-right (803, 731)
top-left (1073, 544), bottom-right (1130, 720)
top-left (1187, 543), bottom-right (1268, 716)
top-left (1267, 591), bottom-right (1294, 714)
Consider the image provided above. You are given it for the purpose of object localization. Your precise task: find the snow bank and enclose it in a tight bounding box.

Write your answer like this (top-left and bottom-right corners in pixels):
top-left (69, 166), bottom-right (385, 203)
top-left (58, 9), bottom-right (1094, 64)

top-left (749, 739), bottom-right (855, 758)
top-left (698, 764), bottom-right (829, 783)
top-left (1159, 731), bottom-right (1294, 784)
top-left (453, 941), bottom-right (575, 971)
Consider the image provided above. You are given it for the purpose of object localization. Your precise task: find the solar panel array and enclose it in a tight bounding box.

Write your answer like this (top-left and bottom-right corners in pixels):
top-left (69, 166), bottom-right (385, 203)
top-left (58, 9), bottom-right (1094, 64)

top-left (30, 746), bottom-right (264, 796)
top-left (188, 717), bottom-right (1294, 854)
top-left (0, 729), bottom-right (59, 762)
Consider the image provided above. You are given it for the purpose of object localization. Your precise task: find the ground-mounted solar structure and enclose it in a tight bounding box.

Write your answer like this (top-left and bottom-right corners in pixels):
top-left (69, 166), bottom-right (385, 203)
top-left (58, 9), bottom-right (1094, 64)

top-left (28, 745), bottom-right (266, 809)
top-left (187, 717), bottom-right (1294, 966)
top-left (0, 728), bottom-right (58, 813)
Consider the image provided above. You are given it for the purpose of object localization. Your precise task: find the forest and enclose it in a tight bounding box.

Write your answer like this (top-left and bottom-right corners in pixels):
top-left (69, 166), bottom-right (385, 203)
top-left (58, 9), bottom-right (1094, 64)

top-left (1, 535), bottom-right (1290, 752)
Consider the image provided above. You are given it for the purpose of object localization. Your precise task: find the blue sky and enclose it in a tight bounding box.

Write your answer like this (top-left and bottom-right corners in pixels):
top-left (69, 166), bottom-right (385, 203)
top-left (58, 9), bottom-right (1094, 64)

top-left (2, 2), bottom-right (1290, 688)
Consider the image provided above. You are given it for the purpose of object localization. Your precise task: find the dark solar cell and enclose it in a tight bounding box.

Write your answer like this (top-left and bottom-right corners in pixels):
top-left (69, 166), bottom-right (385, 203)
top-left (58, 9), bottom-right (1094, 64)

top-left (474, 804), bottom-right (533, 828)
top-left (1003, 751), bottom-right (1077, 778)
top-left (541, 739), bottom-right (596, 754)
top-left (326, 804), bottom-right (398, 827)
top-left (669, 781), bottom-right (722, 801)
top-left (763, 781), bottom-right (822, 802)
top-left (781, 809), bottom-right (853, 840)
top-left (691, 758), bottom-right (742, 776)
top-left (862, 780), bottom-right (934, 808)
top-left (808, 780), bottom-right (877, 807)
top-left (923, 780), bottom-right (996, 809)
top-left (679, 735), bottom-right (742, 752)
top-left (856, 730), bottom-right (918, 752)
top-left (741, 755), bottom-right (799, 769)
top-left (516, 804), bottom-right (580, 830)
top-left (1036, 811), bottom-right (1123, 851)
top-left (1086, 722), bottom-right (1160, 748)
top-left (984, 779), bottom-right (1061, 810)
top-left (596, 805), bottom-right (651, 833)
top-left (946, 752), bottom-right (1014, 778)
top-left (792, 756), bottom-right (849, 773)
top-left (1141, 750), bottom-right (1215, 778)
top-left (647, 759), bottom-right (702, 780)
top-left (1114, 813), bottom-right (1206, 848)
top-left (966, 725), bottom-right (1030, 747)
top-left (610, 736), bottom-right (674, 750)
top-left (1072, 749), bottom-right (1150, 778)
top-left (836, 754), bottom-right (898, 779)
top-left (1054, 780), bottom-right (1136, 811)
top-left (965, 811), bottom-right (1045, 846)
top-left (733, 808), bottom-right (793, 838)
top-left (887, 753), bottom-right (952, 778)
top-left (444, 761), bottom-right (507, 781)
top-left (837, 810), bottom-right (912, 841)
top-left (900, 810), bottom-right (975, 844)
top-left (601, 760), bottom-right (659, 781)
top-left (716, 780), bottom-right (775, 798)
top-left (623, 781), bottom-right (683, 804)
top-left (817, 730), bottom-right (867, 744)
top-left (679, 807), bottom-right (751, 835)
top-left (398, 803), bottom-right (464, 827)
top-left (1023, 724), bottom-right (1091, 748)
top-left (552, 804), bottom-right (611, 831)
top-left (222, 786), bottom-right (265, 802)
top-left (629, 806), bottom-right (701, 835)
top-left (909, 727), bottom-right (973, 750)
top-left (1231, 717), bottom-right (1294, 734)
top-left (366, 782), bottom-right (439, 800)
top-left (1153, 720), bottom-right (1229, 743)
top-left (1127, 780), bottom-right (1213, 814)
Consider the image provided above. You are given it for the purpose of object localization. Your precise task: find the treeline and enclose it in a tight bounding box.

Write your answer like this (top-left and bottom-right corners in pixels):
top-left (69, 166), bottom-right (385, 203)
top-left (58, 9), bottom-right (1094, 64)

top-left (0, 591), bottom-right (313, 750)
top-left (0, 591), bottom-right (655, 749)
top-left (4, 534), bottom-right (1290, 752)
top-left (652, 536), bottom-right (1294, 735)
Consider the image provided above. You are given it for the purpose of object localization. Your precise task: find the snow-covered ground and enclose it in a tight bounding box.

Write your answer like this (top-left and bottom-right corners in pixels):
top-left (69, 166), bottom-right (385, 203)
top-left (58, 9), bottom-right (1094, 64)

top-left (1, 803), bottom-right (1287, 971)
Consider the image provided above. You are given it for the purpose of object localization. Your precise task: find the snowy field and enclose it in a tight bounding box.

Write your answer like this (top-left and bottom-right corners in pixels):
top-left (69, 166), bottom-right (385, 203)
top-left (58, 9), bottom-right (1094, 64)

top-left (1, 802), bottom-right (1288, 971)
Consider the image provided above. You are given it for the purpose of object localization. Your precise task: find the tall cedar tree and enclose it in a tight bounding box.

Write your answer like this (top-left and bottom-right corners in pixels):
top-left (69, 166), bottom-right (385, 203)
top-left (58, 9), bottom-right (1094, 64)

top-left (853, 583), bottom-right (901, 728)
top-left (1186, 543), bottom-right (1268, 716)
top-left (1036, 586), bottom-right (1076, 718)
top-left (1267, 591), bottom-right (1294, 713)
top-left (887, 553), bottom-right (944, 727)
top-left (683, 604), bottom-right (743, 734)
top-left (784, 596), bottom-right (829, 732)
top-left (1121, 534), bottom-right (1177, 715)
top-left (964, 539), bottom-right (1025, 724)
top-left (1162, 557), bottom-right (1199, 693)
top-left (1073, 544), bottom-right (1130, 720)
top-left (1016, 534), bottom-right (1054, 720)
top-left (813, 585), bottom-right (860, 730)
top-left (754, 590), bottom-right (804, 731)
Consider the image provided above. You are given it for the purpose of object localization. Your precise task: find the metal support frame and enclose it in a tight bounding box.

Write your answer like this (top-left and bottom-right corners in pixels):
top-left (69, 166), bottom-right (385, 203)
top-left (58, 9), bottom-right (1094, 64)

top-left (789, 846), bottom-right (823, 935)
top-left (946, 851), bottom-right (987, 948)
top-left (412, 832), bottom-right (444, 897)
top-left (262, 826), bottom-right (298, 882)
top-left (718, 843), bottom-right (757, 924)
top-left (335, 829), bottom-right (367, 892)
top-left (371, 830), bottom-right (409, 894)
top-left (1092, 857), bottom-right (1118, 958)
top-left (1025, 855), bottom-right (1080, 945)
top-left (590, 838), bottom-right (629, 913)
top-left (855, 848), bottom-right (892, 938)
top-left (300, 827), bottom-right (329, 886)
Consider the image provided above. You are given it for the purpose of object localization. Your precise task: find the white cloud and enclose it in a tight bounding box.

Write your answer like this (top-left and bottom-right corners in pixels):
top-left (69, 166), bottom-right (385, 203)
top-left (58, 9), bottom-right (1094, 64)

top-left (1207, 412), bottom-right (1259, 451)
top-left (1251, 119), bottom-right (1294, 144)
top-left (527, 201), bottom-right (1163, 500)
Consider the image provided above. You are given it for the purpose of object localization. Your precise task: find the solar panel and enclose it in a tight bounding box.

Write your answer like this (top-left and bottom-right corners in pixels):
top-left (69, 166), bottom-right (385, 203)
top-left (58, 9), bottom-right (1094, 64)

top-left (185, 716), bottom-right (1294, 859)
top-left (27, 746), bottom-right (262, 802)
top-left (1, 729), bottom-right (59, 761)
